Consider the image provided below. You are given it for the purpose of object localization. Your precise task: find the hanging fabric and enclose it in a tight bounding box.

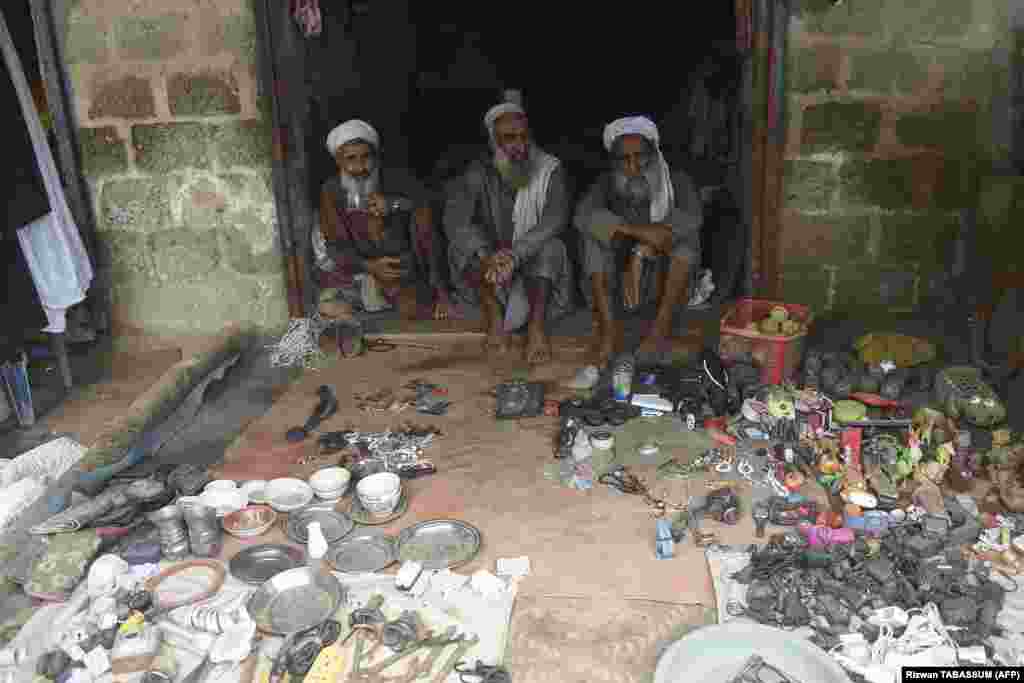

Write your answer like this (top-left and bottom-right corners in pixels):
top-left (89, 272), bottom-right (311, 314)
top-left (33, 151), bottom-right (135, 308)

top-left (0, 8), bottom-right (93, 334)
top-left (291, 0), bottom-right (323, 38)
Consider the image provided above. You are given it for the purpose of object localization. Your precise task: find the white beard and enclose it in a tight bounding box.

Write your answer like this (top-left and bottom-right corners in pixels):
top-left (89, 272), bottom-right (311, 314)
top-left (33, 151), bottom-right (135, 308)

top-left (340, 167), bottom-right (380, 197)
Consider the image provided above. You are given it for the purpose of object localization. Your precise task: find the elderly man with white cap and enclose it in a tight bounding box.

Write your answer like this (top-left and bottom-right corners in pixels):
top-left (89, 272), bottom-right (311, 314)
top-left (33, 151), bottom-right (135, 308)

top-left (574, 116), bottom-right (703, 364)
top-left (316, 119), bottom-right (450, 356)
top-left (443, 92), bottom-right (574, 363)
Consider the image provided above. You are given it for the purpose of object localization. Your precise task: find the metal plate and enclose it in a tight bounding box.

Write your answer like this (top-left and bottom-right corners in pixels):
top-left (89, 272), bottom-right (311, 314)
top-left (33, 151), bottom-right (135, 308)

top-left (327, 533), bottom-right (398, 573)
top-left (229, 544), bottom-right (305, 585)
top-left (348, 489), bottom-right (409, 526)
top-left (246, 567), bottom-right (347, 635)
top-left (396, 519), bottom-right (482, 570)
top-left (286, 505), bottom-right (355, 545)
top-left (654, 622), bottom-right (851, 683)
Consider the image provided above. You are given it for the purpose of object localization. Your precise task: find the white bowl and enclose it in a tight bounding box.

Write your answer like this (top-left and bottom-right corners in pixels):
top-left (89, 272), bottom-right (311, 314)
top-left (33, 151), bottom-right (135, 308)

top-left (264, 478), bottom-right (315, 513)
top-left (204, 480), bottom-right (238, 493)
top-left (198, 488), bottom-right (247, 517)
top-left (309, 467), bottom-right (351, 495)
top-left (357, 472), bottom-right (400, 499)
top-left (240, 480), bottom-right (268, 504)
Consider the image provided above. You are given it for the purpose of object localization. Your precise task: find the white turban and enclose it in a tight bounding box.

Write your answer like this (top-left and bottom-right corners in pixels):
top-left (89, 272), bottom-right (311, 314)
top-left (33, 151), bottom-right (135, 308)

top-left (602, 116), bottom-right (675, 222)
top-left (484, 102), bottom-right (526, 142)
top-left (326, 119), bottom-right (379, 155)
top-left (603, 115), bottom-right (660, 151)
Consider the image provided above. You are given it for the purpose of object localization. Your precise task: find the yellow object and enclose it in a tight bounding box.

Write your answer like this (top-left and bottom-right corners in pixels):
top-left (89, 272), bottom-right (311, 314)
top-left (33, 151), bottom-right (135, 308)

top-left (769, 306), bottom-right (789, 322)
top-left (304, 642), bottom-right (347, 683)
top-left (854, 333), bottom-right (936, 368)
top-left (759, 319), bottom-right (782, 335)
top-left (119, 612), bottom-right (145, 635)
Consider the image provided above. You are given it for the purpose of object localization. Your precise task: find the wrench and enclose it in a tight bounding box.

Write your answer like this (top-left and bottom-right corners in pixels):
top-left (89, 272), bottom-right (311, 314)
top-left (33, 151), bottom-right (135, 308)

top-left (431, 635), bottom-right (479, 683)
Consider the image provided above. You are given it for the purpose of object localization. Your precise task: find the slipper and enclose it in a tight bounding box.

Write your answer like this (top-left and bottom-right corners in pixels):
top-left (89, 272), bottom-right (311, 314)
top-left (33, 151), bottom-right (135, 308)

top-left (564, 365), bottom-right (600, 390)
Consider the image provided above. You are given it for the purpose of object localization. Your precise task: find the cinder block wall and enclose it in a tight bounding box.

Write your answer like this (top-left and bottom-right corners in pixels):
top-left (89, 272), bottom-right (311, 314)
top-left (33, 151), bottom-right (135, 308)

top-left (63, 0), bottom-right (289, 336)
top-left (779, 0), bottom-right (1010, 315)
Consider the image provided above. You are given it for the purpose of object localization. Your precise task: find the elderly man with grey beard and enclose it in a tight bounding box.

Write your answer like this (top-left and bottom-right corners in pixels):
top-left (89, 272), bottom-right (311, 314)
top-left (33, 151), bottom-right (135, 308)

top-left (574, 116), bottom-right (703, 364)
top-left (444, 94), bottom-right (574, 363)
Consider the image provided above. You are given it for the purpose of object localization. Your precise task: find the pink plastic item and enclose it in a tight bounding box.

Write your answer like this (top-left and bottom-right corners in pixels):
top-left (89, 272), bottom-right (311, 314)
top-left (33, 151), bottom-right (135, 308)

top-left (799, 523), bottom-right (855, 547)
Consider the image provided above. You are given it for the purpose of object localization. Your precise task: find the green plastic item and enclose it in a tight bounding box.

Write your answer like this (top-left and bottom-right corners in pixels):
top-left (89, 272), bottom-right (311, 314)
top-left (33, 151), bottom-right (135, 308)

top-left (832, 400), bottom-right (867, 424)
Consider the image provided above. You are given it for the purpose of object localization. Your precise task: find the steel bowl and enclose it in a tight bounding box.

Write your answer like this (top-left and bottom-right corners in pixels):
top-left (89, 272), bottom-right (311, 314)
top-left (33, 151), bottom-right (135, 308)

top-left (246, 567), bottom-right (347, 635)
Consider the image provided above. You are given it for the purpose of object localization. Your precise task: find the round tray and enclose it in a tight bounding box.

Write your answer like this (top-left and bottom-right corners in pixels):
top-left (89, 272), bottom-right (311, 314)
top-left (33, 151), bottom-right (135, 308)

top-left (327, 533), bottom-right (398, 574)
top-left (285, 505), bottom-right (355, 545)
top-left (396, 519), bottom-right (482, 570)
top-left (348, 489), bottom-right (409, 526)
top-left (229, 544), bottom-right (305, 585)
top-left (246, 567), bottom-right (347, 635)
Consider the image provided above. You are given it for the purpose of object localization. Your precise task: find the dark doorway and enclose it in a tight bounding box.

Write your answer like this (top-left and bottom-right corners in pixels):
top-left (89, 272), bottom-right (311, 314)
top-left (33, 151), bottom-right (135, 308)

top-left (259, 0), bottom-right (762, 317)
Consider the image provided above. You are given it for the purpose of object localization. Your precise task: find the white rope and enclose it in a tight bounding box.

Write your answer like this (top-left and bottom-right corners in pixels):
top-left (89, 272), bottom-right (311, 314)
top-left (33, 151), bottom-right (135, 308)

top-left (266, 317), bottom-right (329, 369)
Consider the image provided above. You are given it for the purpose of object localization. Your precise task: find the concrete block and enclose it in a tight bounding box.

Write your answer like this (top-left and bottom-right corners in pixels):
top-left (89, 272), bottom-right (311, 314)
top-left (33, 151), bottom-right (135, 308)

top-left (115, 15), bottom-right (189, 61)
top-left (149, 228), bottom-right (221, 283)
top-left (797, 0), bottom-right (886, 37)
top-left (832, 264), bottom-right (918, 310)
top-left (847, 49), bottom-right (931, 94)
top-left (78, 126), bottom-right (128, 179)
top-left (801, 101), bottom-right (883, 154)
top-left (877, 211), bottom-right (958, 269)
top-left (88, 75), bottom-right (156, 120)
top-left (63, 10), bottom-right (109, 64)
top-left (96, 229), bottom-right (156, 285)
top-left (182, 177), bottom-right (229, 230)
top-left (779, 263), bottom-right (834, 311)
top-left (779, 211), bottom-right (873, 264)
top-left (220, 223), bottom-right (282, 276)
top-left (788, 45), bottom-right (841, 93)
top-left (892, 107), bottom-right (980, 152)
top-left (99, 176), bottom-right (173, 233)
top-left (198, 10), bottom-right (257, 60)
top-left (208, 119), bottom-right (272, 169)
top-left (886, 0), bottom-right (974, 46)
top-left (133, 123), bottom-right (212, 175)
top-left (839, 158), bottom-right (916, 209)
top-left (784, 160), bottom-right (838, 211)
top-left (167, 70), bottom-right (242, 117)
top-left (114, 271), bottom-right (264, 335)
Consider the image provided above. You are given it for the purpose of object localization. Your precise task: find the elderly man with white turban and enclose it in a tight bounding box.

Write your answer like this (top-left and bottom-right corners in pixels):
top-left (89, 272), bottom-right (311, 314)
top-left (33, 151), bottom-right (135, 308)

top-left (316, 119), bottom-right (450, 356)
top-left (574, 116), bottom-right (703, 364)
top-left (443, 94), bottom-right (574, 363)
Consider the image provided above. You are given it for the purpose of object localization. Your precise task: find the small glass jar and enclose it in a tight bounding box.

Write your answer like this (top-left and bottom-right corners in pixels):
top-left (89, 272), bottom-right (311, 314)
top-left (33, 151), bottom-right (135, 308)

top-left (180, 501), bottom-right (222, 558)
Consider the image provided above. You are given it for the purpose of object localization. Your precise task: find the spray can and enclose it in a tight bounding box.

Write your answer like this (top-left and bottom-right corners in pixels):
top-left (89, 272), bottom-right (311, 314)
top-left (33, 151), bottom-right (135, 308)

top-left (612, 354), bottom-right (635, 402)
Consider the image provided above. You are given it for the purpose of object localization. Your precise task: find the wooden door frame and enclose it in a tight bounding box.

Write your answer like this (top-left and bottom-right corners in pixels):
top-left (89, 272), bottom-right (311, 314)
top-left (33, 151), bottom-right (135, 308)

top-left (253, 0), bottom-right (789, 318)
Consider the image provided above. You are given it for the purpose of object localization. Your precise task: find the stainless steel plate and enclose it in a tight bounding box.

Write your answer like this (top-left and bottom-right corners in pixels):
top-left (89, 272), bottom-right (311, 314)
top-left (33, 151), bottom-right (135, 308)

top-left (396, 519), bottom-right (482, 570)
top-left (286, 505), bottom-right (355, 545)
top-left (229, 544), bottom-right (305, 585)
top-left (327, 533), bottom-right (398, 573)
top-left (246, 567), bottom-right (347, 635)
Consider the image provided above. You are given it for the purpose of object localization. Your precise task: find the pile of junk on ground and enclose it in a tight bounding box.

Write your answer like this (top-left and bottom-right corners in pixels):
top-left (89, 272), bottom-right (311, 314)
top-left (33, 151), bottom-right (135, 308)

top-left (2, 298), bottom-right (1024, 683)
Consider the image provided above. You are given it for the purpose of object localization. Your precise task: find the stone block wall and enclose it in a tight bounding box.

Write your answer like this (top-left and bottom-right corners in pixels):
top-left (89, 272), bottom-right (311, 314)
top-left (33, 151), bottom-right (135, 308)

top-left (63, 0), bottom-right (288, 336)
top-left (779, 0), bottom-right (1010, 315)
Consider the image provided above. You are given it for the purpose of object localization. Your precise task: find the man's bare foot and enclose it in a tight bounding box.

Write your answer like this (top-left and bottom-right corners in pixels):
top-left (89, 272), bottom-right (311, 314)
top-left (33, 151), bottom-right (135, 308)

top-left (525, 326), bottom-right (552, 364)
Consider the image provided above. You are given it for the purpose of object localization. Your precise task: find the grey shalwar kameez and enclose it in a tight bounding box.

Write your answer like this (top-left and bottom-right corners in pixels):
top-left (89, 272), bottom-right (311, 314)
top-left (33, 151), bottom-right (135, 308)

top-left (574, 170), bottom-right (703, 310)
top-left (444, 158), bottom-right (574, 328)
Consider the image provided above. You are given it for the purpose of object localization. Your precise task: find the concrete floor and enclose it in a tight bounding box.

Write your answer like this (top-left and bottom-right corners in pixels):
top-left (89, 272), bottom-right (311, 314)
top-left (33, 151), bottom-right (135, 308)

top-left (1, 305), bottom-right (1021, 681)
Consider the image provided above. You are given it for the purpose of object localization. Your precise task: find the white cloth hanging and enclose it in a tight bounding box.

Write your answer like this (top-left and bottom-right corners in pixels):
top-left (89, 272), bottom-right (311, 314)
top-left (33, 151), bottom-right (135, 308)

top-left (0, 8), bottom-right (92, 334)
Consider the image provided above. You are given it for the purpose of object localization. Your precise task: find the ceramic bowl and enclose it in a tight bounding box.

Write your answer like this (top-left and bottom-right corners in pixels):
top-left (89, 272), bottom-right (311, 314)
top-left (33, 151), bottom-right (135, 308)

top-left (265, 478), bottom-right (315, 513)
top-left (222, 505), bottom-right (278, 538)
top-left (241, 480), bottom-right (268, 505)
top-left (198, 488), bottom-right (247, 517)
top-left (356, 472), bottom-right (401, 514)
top-left (309, 467), bottom-right (351, 496)
top-left (204, 479), bottom-right (238, 493)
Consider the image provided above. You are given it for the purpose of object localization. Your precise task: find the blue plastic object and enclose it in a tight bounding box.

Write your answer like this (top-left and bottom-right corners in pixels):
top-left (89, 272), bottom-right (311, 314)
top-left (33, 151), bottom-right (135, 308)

top-left (656, 519), bottom-right (674, 559)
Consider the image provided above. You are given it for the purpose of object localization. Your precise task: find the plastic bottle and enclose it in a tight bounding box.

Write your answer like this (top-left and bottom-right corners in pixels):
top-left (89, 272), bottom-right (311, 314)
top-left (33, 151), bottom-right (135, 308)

top-left (612, 354), bottom-right (635, 402)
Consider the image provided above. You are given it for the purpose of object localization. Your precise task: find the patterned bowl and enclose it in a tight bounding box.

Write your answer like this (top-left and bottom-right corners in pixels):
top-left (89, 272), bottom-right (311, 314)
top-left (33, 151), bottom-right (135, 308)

top-left (222, 505), bottom-right (278, 538)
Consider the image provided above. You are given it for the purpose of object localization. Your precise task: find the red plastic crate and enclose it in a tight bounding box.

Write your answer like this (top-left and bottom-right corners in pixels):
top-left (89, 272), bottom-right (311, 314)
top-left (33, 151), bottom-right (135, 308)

top-left (719, 298), bottom-right (814, 385)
